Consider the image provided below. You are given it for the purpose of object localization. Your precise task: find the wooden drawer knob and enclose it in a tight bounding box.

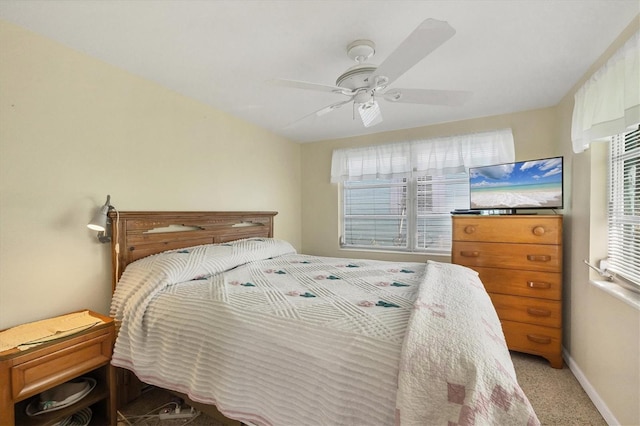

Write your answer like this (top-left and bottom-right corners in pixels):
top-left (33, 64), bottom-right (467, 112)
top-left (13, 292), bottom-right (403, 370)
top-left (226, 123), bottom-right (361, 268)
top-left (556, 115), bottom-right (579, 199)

top-left (532, 226), bottom-right (546, 236)
top-left (527, 334), bottom-right (552, 345)
top-left (527, 308), bottom-right (551, 317)
top-left (464, 225), bottom-right (476, 234)
top-left (528, 281), bottom-right (551, 289)
top-left (527, 254), bottom-right (551, 262)
top-left (460, 250), bottom-right (479, 257)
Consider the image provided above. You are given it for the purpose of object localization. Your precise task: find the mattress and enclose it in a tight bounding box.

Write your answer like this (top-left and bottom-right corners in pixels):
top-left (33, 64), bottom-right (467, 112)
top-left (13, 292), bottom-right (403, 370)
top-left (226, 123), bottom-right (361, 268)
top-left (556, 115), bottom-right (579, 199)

top-left (110, 238), bottom-right (539, 425)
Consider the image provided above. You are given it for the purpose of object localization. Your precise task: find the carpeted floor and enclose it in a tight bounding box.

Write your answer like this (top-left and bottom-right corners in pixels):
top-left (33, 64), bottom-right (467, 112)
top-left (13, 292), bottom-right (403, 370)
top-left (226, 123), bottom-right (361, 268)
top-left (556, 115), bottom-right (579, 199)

top-left (511, 352), bottom-right (606, 425)
top-left (117, 352), bottom-right (606, 426)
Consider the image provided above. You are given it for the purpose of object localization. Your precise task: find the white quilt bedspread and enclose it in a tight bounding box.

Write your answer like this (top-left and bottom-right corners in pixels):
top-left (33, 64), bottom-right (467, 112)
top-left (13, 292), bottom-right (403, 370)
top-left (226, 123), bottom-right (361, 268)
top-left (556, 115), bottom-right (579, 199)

top-left (396, 261), bottom-right (539, 425)
top-left (110, 238), bottom-right (538, 426)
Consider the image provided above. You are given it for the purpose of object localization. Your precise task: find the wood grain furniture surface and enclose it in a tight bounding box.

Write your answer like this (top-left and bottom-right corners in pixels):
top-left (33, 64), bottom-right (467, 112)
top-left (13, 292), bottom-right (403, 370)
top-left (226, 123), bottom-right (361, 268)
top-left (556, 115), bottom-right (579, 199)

top-left (108, 210), bottom-right (276, 291)
top-left (108, 211), bottom-right (276, 425)
top-left (451, 215), bottom-right (563, 368)
top-left (0, 311), bottom-right (116, 426)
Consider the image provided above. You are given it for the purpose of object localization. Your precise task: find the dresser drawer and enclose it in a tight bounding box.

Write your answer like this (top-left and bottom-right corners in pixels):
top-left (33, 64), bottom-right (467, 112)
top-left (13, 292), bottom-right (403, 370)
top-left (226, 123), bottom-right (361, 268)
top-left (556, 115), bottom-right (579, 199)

top-left (489, 293), bottom-right (561, 327)
top-left (501, 320), bottom-right (561, 356)
top-left (453, 241), bottom-right (561, 272)
top-left (453, 216), bottom-right (562, 244)
top-left (11, 331), bottom-right (112, 401)
top-left (474, 266), bottom-right (561, 300)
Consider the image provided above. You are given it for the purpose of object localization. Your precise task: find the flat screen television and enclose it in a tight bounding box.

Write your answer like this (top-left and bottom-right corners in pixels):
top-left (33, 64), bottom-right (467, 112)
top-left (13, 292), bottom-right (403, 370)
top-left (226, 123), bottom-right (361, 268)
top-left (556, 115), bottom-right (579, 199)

top-left (469, 156), bottom-right (563, 212)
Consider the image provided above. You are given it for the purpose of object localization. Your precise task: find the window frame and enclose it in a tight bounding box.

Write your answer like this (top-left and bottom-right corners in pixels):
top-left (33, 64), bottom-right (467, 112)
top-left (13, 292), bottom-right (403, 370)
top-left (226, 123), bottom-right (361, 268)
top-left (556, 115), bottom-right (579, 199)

top-left (607, 125), bottom-right (640, 289)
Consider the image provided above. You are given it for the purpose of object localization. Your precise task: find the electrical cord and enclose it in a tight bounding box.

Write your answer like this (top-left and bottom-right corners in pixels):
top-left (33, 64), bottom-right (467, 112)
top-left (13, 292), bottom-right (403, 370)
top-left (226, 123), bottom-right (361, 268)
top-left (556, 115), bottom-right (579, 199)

top-left (180, 411), bottom-right (202, 425)
top-left (117, 410), bottom-right (132, 426)
top-left (117, 401), bottom-right (178, 425)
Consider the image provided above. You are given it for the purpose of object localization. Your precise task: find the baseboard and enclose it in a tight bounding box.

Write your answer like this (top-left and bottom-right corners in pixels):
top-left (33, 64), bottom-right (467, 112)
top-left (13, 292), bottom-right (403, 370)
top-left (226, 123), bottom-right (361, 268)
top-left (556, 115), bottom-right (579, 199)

top-left (563, 347), bottom-right (618, 425)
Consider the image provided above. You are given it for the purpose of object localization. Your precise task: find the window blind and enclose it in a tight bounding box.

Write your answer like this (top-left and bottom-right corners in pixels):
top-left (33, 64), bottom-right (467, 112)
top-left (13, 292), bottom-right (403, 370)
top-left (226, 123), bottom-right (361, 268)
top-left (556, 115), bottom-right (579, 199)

top-left (338, 129), bottom-right (514, 254)
top-left (608, 125), bottom-right (640, 287)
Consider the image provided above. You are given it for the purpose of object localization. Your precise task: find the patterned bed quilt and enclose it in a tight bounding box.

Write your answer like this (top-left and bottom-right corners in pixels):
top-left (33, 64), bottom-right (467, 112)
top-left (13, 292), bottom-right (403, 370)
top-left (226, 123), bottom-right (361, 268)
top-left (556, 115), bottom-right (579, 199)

top-left (110, 238), bottom-right (539, 426)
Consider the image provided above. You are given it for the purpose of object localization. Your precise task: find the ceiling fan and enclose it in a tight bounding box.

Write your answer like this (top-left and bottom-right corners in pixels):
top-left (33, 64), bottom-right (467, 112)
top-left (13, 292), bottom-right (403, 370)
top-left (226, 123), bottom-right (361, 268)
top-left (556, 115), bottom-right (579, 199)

top-left (272, 18), bottom-right (472, 128)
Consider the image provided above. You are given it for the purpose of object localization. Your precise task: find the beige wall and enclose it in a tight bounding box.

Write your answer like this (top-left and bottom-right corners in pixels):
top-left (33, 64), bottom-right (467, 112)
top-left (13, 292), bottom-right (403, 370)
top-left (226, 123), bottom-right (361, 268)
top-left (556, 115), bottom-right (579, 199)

top-left (0, 20), bottom-right (301, 329)
top-left (300, 107), bottom-right (560, 261)
top-left (555, 17), bottom-right (639, 426)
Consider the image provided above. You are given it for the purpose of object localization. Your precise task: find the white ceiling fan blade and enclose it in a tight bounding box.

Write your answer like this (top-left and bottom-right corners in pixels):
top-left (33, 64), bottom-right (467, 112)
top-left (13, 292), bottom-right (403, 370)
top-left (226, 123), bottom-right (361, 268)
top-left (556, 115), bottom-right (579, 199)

top-left (383, 88), bottom-right (472, 106)
top-left (357, 101), bottom-right (383, 127)
top-left (372, 19), bottom-right (456, 87)
top-left (269, 78), bottom-right (349, 95)
top-left (284, 99), bottom-right (353, 129)
top-left (317, 98), bottom-right (353, 116)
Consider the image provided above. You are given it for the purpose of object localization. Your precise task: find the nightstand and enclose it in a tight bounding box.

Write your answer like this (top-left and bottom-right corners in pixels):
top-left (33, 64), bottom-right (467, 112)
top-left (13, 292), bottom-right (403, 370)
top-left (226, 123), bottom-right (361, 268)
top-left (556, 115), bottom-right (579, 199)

top-left (0, 310), bottom-right (116, 426)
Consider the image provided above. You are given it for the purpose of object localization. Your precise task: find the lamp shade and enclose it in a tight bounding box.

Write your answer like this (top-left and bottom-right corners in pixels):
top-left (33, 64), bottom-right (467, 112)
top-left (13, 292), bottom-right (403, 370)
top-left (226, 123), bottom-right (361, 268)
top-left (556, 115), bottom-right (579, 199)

top-left (87, 195), bottom-right (111, 231)
top-left (87, 208), bottom-right (108, 231)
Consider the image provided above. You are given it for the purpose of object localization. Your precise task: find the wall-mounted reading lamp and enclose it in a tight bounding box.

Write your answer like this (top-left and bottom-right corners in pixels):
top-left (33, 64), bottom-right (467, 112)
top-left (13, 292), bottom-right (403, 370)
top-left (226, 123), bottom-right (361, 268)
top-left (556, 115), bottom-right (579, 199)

top-left (87, 195), bottom-right (115, 243)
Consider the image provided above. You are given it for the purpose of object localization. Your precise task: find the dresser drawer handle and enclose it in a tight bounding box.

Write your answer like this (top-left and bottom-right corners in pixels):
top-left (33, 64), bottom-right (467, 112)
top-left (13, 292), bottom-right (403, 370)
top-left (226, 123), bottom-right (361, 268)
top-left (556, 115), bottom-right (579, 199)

top-left (527, 255), bottom-right (551, 262)
top-left (460, 250), bottom-right (479, 257)
top-left (532, 226), bottom-right (546, 236)
top-left (527, 308), bottom-right (551, 317)
top-left (527, 334), bottom-right (552, 344)
top-left (464, 225), bottom-right (476, 234)
top-left (528, 281), bottom-right (551, 289)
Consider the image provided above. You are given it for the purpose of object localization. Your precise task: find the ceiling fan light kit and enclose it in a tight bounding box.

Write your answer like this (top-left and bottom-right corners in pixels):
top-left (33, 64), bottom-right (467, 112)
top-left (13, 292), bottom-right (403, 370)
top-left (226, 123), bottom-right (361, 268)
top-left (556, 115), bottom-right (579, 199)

top-left (275, 18), bottom-right (472, 128)
top-left (358, 100), bottom-right (383, 128)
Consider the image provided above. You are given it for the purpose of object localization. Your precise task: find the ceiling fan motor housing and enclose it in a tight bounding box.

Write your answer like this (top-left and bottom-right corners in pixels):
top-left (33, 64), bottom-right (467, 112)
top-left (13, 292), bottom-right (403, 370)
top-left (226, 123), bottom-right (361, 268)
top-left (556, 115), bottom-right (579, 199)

top-left (336, 39), bottom-right (379, 90)
top-left (336, 64), bottom-right (378, 90)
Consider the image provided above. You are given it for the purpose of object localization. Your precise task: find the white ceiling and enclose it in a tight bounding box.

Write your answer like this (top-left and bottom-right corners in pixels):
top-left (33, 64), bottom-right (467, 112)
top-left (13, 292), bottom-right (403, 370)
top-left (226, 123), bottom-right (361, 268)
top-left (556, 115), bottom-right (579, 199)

top-left (1, 1), bottom-right (638, 143)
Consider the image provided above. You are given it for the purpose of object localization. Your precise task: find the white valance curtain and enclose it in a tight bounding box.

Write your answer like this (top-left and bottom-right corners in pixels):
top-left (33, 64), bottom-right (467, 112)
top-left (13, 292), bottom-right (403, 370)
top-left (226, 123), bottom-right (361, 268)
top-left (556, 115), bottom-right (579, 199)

top-left (330, 128), bottom-right (514, 182)
top-left (572, 30), bottom-right (639, 153)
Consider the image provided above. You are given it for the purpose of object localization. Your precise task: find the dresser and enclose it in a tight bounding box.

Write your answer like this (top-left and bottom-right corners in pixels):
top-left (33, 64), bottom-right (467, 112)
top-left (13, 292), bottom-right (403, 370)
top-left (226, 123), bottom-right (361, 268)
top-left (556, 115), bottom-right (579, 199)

top-left (451, 215), bottom-right (563, 368)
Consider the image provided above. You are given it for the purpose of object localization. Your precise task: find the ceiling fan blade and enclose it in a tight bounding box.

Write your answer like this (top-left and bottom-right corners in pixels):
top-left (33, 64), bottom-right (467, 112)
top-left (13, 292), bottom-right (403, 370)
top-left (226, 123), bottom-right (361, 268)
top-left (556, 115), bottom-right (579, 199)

top-left (284, 98), bottom-right (353, 128)
top-left (317, 99), bottom-right (353, 116)
top-left (383, 88), bottom-right (472, 106)
top-left (357, 101), bottom-right (383, 127)
top-left (372, 19), bottom-right (456, 87)
top-left (269, 78), bottom-right (349, 95)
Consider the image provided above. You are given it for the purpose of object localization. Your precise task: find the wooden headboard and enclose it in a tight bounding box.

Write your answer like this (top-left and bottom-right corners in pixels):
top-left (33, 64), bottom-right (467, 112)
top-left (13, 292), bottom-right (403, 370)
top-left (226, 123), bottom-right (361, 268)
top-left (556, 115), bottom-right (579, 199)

top-left (107, 211), bottom-right (277, 292)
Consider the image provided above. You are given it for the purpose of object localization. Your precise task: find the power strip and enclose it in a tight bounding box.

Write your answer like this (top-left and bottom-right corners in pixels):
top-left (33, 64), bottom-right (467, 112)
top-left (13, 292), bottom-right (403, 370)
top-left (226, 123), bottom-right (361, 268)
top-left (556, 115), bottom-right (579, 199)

top-left (159, 407), bottom-right (199, 420)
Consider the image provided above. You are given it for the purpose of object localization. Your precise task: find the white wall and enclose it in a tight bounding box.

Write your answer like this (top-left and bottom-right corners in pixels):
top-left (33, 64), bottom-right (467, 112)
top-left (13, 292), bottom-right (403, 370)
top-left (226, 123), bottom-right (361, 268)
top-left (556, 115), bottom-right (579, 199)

top-left (0, 20), bottom-right (302, 330)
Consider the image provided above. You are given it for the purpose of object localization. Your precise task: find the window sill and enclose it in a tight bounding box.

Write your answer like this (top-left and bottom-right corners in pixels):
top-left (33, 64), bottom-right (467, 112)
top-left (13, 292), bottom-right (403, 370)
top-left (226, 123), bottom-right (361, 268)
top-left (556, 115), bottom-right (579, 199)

top-left (339, 247), bottom-right (450, 258)
top-left (589, 279), bottom-right (640, 311)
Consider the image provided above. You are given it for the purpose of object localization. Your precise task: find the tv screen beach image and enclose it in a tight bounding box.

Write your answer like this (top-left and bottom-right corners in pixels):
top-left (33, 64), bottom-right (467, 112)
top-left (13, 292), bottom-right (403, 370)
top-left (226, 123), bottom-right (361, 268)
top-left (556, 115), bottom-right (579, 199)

top-left (470, 158), bottom-right (563, 209)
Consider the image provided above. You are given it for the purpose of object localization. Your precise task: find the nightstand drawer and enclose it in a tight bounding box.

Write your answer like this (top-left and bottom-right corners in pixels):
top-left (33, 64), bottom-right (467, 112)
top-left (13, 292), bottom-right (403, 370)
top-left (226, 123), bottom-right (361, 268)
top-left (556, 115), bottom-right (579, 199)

top-left (489, 293), bottom-right (561, 327)
top-left (11, 331), bottom-right (112, 401)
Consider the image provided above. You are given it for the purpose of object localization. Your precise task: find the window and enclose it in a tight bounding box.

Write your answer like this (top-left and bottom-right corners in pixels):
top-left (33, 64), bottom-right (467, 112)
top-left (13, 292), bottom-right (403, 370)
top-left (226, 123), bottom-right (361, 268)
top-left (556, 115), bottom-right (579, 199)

top-left (342, 173), bottom-right (469, 254)
top-left (332, 129), bottom-right (514, 255)
top-left (608, 125), bottom-right (640, 287)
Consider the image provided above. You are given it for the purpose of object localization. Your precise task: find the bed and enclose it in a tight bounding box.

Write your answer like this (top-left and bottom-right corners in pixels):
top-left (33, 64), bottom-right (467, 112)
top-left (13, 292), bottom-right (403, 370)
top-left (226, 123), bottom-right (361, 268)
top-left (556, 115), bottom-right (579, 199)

top-left (108, 211), bottom-right (540, 426)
